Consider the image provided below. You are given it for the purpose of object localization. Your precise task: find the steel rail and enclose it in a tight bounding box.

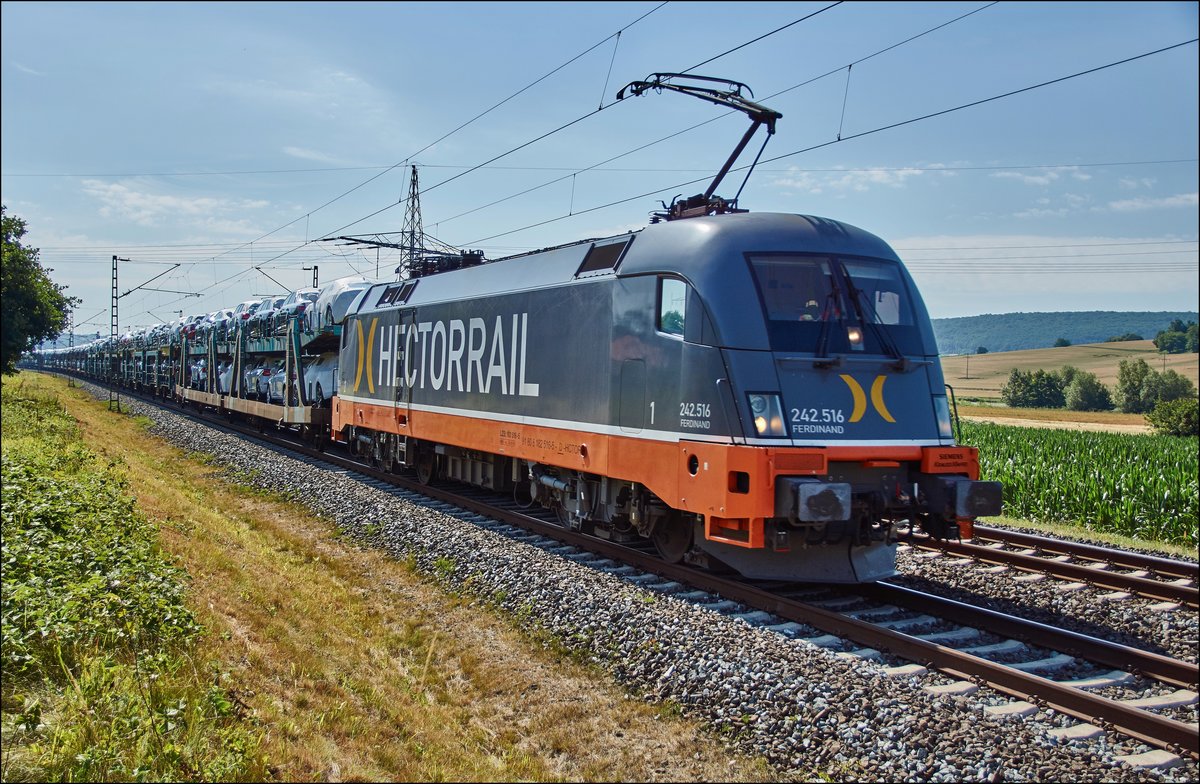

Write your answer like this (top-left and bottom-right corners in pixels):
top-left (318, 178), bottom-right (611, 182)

top-left (970, 524), bottom-right (1199, 581)
top-left (53, 371), bottom-right (1200, 759)
top-left (861, 582), bottom-right (1198, 690)
top-left (907, 534), bottom-right (1199, 608)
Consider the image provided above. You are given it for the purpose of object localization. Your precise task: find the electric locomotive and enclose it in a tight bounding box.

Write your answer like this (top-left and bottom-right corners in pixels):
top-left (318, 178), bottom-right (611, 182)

top-left (333, 210), bottom-right (1002, 583)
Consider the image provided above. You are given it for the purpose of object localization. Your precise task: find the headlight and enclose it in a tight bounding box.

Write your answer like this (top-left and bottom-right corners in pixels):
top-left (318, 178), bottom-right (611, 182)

top-left (933, 395), bottom-right (954, 439)
top-left (748, 393), bottom-right (787, 437)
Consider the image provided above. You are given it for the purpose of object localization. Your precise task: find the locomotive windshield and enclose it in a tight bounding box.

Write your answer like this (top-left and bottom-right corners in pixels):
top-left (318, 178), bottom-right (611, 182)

top-left (748, 253), bottom-right (928, 355)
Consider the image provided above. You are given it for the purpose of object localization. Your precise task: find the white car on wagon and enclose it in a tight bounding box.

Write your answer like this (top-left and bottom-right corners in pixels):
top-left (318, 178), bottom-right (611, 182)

top-left (307, 276), bottom-right (374, 332)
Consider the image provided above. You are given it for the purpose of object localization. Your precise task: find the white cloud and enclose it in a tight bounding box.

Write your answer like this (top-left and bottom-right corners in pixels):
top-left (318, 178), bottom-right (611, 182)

top-left (82, 179), bottom-right (269, 228)
top-left (1106, 193), bottom-right (1199, 212)
top-left (12, 62), bottom-right (44, 76)
top-left (1013, 205), bottom-right (1070, 219)
top-left (991, 166), bottom-right (1089, 186)
top-left (993, 170), bottom-right (1059, 186)
top-left (282, 146), bottom-right (349, 165)
top-left (772, 165), bottom-right (926, 194)
top-left (1118, 177), bottom-right (1156, 190)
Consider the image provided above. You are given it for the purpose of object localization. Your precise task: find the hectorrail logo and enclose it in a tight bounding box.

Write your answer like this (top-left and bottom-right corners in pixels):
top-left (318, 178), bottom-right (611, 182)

top-left (838, 374), bottom-right (896, 423)
top-left (351, 312), bottom-right (541, 398)
top-left (354, 317), bottom-right (378, 393)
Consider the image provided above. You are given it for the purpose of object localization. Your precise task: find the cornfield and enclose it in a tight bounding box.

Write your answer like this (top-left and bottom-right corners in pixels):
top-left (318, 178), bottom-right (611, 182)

top-left (958, 420), bottom-right (1199, 548)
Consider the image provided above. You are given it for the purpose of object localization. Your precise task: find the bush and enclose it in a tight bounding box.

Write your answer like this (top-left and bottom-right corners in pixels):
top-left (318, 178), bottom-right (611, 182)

top-left (1106, 333), bottom-right (1143, 342)
top-left (1053, 337), bottom-right (1071, 347)
top-left (1001, 368), bottom-right (1064, 408)
top-left (1064, 371), bottom-right (1114, 411)
top-left (1146, 398), bottom-right (1199, 436)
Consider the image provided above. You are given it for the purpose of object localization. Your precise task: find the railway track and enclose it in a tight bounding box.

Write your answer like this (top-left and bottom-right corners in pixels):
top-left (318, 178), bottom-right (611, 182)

top-left (63, 373), bottom-right (1200, 764)
top-left (904, 526), bottom-right (1199, 608)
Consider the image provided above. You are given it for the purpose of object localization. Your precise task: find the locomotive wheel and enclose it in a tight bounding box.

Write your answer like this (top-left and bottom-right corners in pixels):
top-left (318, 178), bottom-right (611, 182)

top-left (415, 448), bottom-right (437, 485)
top-left (922, 513), bottom-right (955, 541)
top-left (651, 515), bottom-right (693, 563)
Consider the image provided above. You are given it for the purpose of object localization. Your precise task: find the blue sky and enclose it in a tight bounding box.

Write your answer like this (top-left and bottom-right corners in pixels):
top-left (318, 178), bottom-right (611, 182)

top-left (2, 1), bottom-right (1197, 337)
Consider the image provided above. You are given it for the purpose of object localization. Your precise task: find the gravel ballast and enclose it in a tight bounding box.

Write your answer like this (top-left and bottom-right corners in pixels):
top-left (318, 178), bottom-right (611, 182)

top-left (86, 384), bottom-right (1198, 782)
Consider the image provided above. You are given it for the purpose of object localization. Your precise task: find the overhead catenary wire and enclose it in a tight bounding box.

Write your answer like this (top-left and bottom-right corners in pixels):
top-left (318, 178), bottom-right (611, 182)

top-left (429, 2), bottom-right (1004, 231)
top-left (14, 156), bottom-right (1195, 180)
top-left (460, 37), bottom-right (1200, 246)
top-left (136, 1), bottom-right (672, 292)
top-left (158, 2), bottom-right (838, 314)
top-left (318, 3), bottom-right (831, 242)
top-left (55, 9), bottom-right (1197, 324)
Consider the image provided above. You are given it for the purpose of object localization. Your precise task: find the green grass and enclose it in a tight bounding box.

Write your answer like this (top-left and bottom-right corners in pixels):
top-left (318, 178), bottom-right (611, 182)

top-left (959, 419), bottom-right (1198, 547)
top-left (1, 375), bottom-right (268, 782)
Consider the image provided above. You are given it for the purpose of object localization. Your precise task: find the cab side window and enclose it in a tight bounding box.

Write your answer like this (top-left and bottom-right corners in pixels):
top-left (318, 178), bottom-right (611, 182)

top-left (658, 277), bottom-right (687, 336)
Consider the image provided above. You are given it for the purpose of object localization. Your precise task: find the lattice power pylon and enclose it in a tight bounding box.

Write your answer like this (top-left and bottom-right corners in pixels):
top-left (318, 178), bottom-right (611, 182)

top-left (400, 165), bottom-right (423, 280)
top-left (109, 255), bottom-right (121, 411)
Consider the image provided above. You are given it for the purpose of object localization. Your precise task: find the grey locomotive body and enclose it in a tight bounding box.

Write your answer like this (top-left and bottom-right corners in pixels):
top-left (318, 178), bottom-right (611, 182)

top-left (334, 212), bottom-right (999, 582)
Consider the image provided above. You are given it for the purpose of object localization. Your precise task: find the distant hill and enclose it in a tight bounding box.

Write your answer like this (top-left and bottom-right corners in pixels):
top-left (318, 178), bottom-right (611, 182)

top-left (932, 311), bottom-right (1198, 355)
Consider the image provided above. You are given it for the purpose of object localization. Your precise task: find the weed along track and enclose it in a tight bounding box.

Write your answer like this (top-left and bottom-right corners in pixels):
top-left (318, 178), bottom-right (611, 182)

top-left (43, 372), bottom-right (1198, 781)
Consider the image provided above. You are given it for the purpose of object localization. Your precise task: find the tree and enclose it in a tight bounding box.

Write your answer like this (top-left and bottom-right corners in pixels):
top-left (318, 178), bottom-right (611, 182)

top-left (1001, 368), bottom-right (1065, 408)
top-left (1116, 359), bottom-right (1197, 413)
top-left (1116, 359), bottom-right (1155, 413)
top-left (1055, 365), bottom-right (1081, 388)
top-left (1154, 330), bottom-right (1188, 354)
top-left (1, 207), bottom-right (78, 375)
top-left (1053, 337), bottom-right (1071, 347)
top-left (1153, 319), bottom-right (1196, 354)
top-left (1063, 371), bottom-right (1113, 411)
top-left (1148, 369), bottom-right (1197, 404)
top-left (1146, 398), bottom-right (1198, 437)
top-left (1106, 333), bottom-right (1143, 342)
top-left (975, 346), bottom-right (989, 354)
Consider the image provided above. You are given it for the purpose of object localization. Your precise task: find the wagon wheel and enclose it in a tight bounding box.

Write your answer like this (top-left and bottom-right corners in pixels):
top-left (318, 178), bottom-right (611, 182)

top-left (651, 514), bottom-right (693, 564)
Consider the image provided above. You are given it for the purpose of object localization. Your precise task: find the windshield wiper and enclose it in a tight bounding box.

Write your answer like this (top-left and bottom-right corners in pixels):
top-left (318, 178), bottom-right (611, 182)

top-left (835, 261), bottom-right (907, 367)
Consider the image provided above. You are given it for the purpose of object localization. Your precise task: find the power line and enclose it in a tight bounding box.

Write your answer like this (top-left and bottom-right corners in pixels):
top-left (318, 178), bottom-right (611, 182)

top-left (321, 4), bottom-right (828, 241)
top-left (430, 2), bottom-right (1007, 231)
top-left (680, 1), bottom-right (844, 74)
top-left (40, 236), bottom-right (1195, 259)
top-left (460, 37), bottom-right (1200, 246)
top-left (897, 239), bottom-right (1198, 252)
top-left (905, 250), bottom-right (1198, 261)
top-left (147, 2), bottom-right (672, 296)
top-left (215, 3), bottom-right (835, 296)
top-left (13, 156), bottom-right (1194, 179)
